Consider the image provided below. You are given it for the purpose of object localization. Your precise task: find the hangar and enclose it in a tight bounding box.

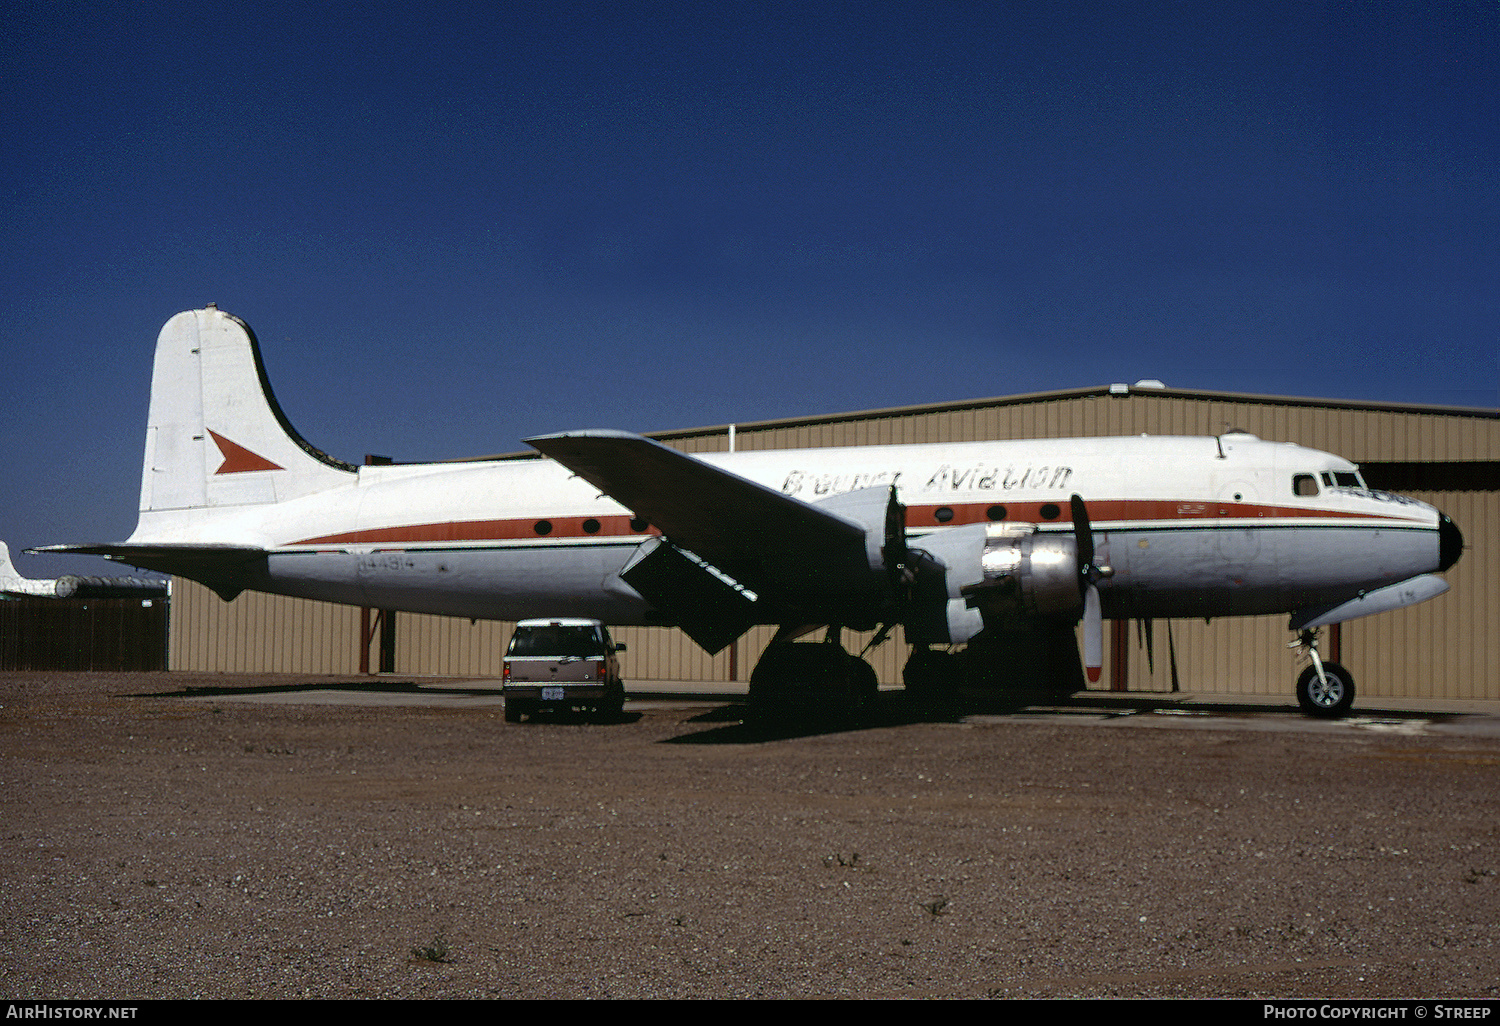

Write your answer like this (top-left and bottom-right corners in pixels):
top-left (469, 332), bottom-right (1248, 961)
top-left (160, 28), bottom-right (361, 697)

top-left (167, 383), bottom-right (1498, 702)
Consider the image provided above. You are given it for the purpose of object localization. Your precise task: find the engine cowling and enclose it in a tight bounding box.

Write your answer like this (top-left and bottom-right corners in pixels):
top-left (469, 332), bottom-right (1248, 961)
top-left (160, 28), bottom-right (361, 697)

top-left (907, 522), bottom-right (1083, 645)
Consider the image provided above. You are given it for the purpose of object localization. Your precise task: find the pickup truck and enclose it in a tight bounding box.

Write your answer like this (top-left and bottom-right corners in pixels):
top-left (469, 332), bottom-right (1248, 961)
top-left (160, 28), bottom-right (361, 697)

top-left (502, 618), bottom-right (626, 722)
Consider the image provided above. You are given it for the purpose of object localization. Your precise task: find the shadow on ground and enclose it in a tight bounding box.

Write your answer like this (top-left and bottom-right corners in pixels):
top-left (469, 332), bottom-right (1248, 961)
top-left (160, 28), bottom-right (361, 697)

top-left (661, 688), bottom-right (1450, 744)
top-left (124, 676), bottom-right (1459, 743)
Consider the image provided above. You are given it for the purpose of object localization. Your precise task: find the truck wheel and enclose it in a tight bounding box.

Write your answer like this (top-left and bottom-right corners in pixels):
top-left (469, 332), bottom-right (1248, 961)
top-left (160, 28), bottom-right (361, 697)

top-left (597, 682), bottom-right (625, 721)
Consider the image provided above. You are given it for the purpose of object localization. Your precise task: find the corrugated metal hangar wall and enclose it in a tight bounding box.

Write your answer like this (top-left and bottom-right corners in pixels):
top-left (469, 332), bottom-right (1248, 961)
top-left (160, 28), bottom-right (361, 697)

top-left (169, 385), bottom-right (1500, 701)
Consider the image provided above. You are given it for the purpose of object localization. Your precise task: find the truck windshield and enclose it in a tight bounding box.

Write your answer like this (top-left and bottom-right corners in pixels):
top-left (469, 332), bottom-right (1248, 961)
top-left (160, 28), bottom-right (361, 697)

top-left (508, 626), bottom-right (603, 657)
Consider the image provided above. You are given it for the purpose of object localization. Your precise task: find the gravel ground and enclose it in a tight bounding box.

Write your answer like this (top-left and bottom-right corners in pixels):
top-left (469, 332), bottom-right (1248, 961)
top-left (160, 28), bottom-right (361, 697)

top-left (2, 671), bottom-right (1498, 1000)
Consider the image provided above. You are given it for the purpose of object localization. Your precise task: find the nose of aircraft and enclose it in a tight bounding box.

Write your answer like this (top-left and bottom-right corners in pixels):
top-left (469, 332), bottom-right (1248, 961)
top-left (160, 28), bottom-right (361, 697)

top-left (1438, 512), bottom-right (1464, 572)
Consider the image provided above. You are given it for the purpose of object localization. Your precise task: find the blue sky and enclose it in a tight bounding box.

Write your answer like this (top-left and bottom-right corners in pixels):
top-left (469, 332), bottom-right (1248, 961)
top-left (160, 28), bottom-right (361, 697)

top-left (3, 2), bottom-right (1497, 576)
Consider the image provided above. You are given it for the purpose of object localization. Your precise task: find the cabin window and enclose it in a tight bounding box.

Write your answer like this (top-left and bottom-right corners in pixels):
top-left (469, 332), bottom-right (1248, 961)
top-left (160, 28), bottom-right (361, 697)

top-left (1293, 474), bottom-right (1319, 497)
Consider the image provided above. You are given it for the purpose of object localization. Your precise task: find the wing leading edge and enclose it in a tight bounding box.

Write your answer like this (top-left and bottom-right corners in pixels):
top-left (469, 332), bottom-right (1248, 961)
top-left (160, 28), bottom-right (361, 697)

top-left (526, 431), bottom-right (885, 621)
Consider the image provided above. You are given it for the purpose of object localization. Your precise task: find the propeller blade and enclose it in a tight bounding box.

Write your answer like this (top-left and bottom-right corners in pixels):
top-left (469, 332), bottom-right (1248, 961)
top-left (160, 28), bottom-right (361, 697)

top-left (1083, 583), bottom-right (1103, 682)
top-left (883, 485), bottom-right (913, 590)
top-left (1141, 618), bottom-right (1155, 674)
top-left (1071, 494), bottom-right (1111, 684)
top-left (1069, 493), bottom-right (1094, 589)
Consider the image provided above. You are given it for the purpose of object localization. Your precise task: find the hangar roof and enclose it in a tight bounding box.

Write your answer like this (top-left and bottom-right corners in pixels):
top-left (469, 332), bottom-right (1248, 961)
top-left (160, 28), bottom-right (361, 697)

top-left (455, 383), bottom-right (1499, 465)
top-left (657, 382), bottom-right (1499, 438)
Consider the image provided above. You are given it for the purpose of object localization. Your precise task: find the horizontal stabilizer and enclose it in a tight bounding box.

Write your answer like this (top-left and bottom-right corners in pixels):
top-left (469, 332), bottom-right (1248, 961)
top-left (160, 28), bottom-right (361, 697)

top-left (31, 543), bottom-right (266, 601)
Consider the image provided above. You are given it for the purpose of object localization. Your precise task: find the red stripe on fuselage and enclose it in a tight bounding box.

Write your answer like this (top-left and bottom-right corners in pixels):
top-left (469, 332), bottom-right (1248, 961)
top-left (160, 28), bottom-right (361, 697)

top-left (903, 497), bottom-right (1424, 528)
top-left (294, 514), bottom-right (661, 546)
top-left (288, 498), bottom-right (1421, 548)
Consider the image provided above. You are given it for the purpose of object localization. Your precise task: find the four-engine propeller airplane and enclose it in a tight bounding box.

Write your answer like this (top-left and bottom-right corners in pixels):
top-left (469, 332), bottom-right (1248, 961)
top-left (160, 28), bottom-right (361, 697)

top-left (2, 540), bottom-right (167, 600)
top-left (2, 542), bottom-right (63, 598)
top-left (38, 307), bottom-right (1464, 717)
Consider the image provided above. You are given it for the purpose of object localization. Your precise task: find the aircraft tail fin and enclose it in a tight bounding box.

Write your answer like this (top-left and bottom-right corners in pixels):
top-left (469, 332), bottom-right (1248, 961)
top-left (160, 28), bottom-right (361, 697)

top-left (138, 307), bottom-right (355, 517)
top-left (0, 541), bottom-right (17, 586)
top-left (1, 540), bottom-right (58, 596)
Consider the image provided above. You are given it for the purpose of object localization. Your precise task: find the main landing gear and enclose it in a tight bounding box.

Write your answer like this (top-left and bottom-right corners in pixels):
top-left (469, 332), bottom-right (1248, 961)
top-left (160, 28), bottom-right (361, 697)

top-left (1290, 628), bottom-right (1356, 718)
top-left (902, 646), bottom-right (960, 693)
top-left (747, 628), bottom-right (879, 721)
top-left (900, 646), bottom-right (962, 713)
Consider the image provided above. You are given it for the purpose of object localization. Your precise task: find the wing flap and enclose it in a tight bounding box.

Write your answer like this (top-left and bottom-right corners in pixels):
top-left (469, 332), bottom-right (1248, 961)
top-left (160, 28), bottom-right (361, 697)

top-left (618, 537), bottom-right (760, 653)
top-left (527, 431), bottom-right (880, 611)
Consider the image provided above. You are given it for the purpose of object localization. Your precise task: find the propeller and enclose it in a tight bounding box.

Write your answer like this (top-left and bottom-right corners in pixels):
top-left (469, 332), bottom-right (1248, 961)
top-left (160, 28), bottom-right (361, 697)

top-left (1070, 494), bottom-right (1113, 683)
top-left (882, 485), bottom-right (914, 592)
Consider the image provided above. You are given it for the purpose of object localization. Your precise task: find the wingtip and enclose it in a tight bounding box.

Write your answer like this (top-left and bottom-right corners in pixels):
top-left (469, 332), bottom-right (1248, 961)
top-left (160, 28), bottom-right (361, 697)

top-left (526, 429), bottom-right (651, 449)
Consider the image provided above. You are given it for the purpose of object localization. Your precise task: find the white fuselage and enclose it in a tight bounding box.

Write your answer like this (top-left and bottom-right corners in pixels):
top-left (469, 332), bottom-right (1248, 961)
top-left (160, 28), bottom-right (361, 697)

top-left (131, 432), bottom-right (1448, 626)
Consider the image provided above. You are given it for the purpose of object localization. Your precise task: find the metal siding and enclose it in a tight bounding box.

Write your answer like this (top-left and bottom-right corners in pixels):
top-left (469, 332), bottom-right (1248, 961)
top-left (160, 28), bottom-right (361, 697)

top-left (1339, 488), bottom-right (1498, 700)
top-left (171, 579), bottom-right (360, 674)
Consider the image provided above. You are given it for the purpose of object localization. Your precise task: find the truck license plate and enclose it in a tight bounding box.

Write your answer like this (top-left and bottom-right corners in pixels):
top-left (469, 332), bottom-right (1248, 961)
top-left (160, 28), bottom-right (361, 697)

top-left (542, 687), bottom-right (565, 702)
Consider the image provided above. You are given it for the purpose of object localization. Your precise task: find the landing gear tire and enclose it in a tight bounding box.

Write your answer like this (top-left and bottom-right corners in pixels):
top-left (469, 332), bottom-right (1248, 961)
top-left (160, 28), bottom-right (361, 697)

top-left (903, 648), bottom-right (960, 691)
top-left (903, 648), bottom-right (961, 712)
top-left (1297, 662), bottom-right (1355, 719)
top-left (852, 658), bottom-right (879, 710)
top-left (747, 643), bottom-right (871, 721)
top-left (596, 682), bottom-right (626, 722)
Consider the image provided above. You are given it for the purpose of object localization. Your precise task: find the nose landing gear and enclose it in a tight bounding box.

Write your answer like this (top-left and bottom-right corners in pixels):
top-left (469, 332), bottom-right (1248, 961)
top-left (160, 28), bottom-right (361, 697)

top-left (1290, 628), bottom-right (1356, 718)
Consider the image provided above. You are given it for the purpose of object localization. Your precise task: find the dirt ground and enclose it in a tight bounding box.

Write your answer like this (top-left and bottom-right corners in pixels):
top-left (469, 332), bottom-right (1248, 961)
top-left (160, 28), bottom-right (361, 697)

top-left (2, 671), bottom-right (1498, 1000)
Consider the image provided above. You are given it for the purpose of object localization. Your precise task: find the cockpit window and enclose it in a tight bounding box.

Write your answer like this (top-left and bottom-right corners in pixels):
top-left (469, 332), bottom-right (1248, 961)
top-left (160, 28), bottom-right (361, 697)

top-left (1293, 474), bottom-right (1319, 497)
top-left (1334, 471), bottom-right (1361, 488)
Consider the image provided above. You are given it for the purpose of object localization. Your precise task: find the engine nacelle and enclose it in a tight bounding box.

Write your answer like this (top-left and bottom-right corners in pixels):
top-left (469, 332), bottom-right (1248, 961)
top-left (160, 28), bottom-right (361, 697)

top-left (971, 523), bottom-right (1083, 621)
top-left (909, 522), bottom-right (1083, 645)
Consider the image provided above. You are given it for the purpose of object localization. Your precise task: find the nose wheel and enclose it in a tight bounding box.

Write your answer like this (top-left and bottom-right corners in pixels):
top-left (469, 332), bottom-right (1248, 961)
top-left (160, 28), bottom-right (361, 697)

top-left (1290, 628), bottom-right (1355, 718)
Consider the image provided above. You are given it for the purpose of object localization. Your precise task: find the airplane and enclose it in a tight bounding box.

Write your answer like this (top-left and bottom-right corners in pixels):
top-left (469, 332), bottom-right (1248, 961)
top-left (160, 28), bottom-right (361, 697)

top-left (37, 306), bottom-right (1464, 718)
top-left (2, 540), bottom-right (168, 600)
top-left (2, 542), bottom-right (61, 597)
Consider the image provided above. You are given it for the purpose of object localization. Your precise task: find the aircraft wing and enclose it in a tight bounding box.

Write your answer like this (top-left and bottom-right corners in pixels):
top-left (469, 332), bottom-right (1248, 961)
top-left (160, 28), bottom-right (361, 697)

top-left (527, 430), bottom-right (881, 610)
top-left (30, 543), bottom-right (266, 601)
